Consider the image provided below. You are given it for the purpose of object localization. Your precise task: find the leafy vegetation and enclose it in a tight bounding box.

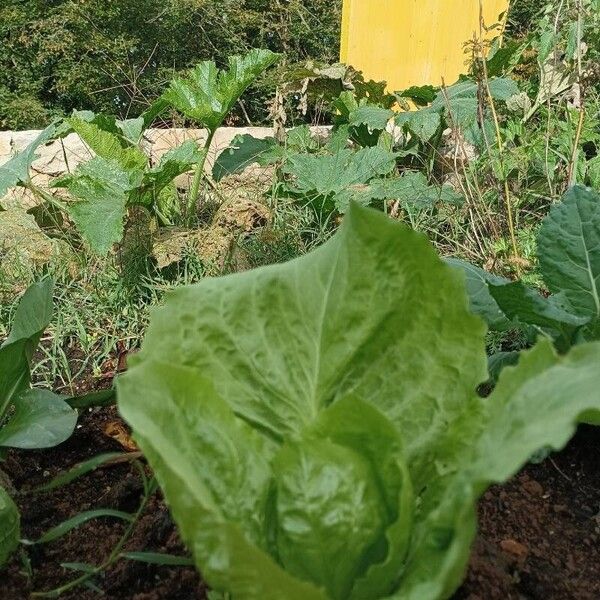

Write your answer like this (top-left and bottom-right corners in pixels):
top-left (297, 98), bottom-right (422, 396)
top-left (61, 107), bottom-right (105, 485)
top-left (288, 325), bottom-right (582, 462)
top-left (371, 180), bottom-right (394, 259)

top-left (454, 186), bottom-right (600, 360)
top-left (119, 204), bottom-right (600, 600)
top-left (1, 49), bottom-right (278, 255)
top-left (1, 1), bottom-right (600, 596)
top-left (0, 0), bottom-right (341, 129)
top-left (0, 279), bottom-right (76, 567)
top-left (162, 49), bottom-right (280, 216)
top-left (0, 278), bottom-right (77, 454)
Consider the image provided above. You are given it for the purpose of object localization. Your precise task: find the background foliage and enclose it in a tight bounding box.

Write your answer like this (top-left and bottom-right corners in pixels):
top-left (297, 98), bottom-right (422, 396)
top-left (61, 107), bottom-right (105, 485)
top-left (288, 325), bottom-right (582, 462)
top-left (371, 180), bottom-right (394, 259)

top-left (0, 0), bottom-right (342, 129)
top-left (0, 0), bottom-right (551, 130)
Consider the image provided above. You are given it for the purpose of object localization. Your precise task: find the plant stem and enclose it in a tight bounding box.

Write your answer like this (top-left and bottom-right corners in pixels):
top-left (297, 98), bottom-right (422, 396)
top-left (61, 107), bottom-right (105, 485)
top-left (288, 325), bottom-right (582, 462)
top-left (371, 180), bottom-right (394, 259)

top-left (186, 129), bottom-right (215, 225)
top-left (24, 182), bottom-right (68, 212)
top-left (479, 0), bottom-right (521, 274)
top-left (567, 0), bottom-right (585, 187)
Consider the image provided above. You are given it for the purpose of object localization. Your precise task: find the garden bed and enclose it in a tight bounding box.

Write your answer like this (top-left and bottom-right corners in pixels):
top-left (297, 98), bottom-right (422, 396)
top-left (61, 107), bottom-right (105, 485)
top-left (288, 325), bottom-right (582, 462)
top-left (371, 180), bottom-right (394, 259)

top-left (2, 398), bottom-right (598, 599)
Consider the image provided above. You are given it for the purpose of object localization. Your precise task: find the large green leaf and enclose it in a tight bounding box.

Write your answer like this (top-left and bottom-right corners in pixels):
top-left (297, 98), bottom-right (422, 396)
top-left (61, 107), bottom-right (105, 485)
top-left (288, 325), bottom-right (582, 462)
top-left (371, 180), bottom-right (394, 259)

top-left (488, 281), bottom-right (588, 349)
top-left (163, 49), bottom-right (279, 132)
top-left (370, 173), bottom-right (463, 213)
top-left (116, 117), bottom-right (145, 146)
top-left (0, 278), bottom-right (54, 418)
top-left (0, 388), bottom-right (77, 449)
top-left (395, 78), bottom-right (518, 145)
top-left (272, 434), bottom-right (387, 599)
top-left (282, 397), bottom-right (414, 600)
top-left (118, 361), bottom-right (326, 600)
top-left (213, 135), bottom-right (278, 182)
top-left (0, 486), bottom-right (19, 567)
top-left (476, 339), bottom-right (600, 482)
top-left (284, 147), bottom-right (397, 212)
top-left (349, 105), bottom-right (394, 131)
top-left (124, 204), bottom-right (486, 447)
top-left (68, 118), bottom-right (147, 172)
top-left (0, 123), bottom-right (58, 199)
top-left (3, 277), bottom-right (53, 347)
top-left (538, 186), bottom-right (600, 319)
top-left (55, 157), bottom-right (142, 254)
top-left (138, 141), bottom-right (202, 204)
top-left (119, 205), bottom-right (600, 600)
top-left (430, 78), bottom-right (520, 108)
top-left (395, 109), bottom-right (441, 143)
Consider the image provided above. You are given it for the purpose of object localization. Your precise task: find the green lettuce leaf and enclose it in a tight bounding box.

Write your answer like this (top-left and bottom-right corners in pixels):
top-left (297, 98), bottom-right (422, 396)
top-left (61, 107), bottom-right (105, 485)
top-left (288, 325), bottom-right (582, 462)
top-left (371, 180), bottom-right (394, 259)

top-left (476, 338), bottom-right (600, 481)
top-left (118, 204), bottom-right (600, 600)
top-left (118, 360), bottom-right (326, 600)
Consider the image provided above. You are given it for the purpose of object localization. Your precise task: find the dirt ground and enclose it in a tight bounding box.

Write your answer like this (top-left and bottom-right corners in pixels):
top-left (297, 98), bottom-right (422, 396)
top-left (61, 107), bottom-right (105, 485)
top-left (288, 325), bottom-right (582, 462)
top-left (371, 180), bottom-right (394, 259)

top-left (1, 403), bottom-right (599, 599)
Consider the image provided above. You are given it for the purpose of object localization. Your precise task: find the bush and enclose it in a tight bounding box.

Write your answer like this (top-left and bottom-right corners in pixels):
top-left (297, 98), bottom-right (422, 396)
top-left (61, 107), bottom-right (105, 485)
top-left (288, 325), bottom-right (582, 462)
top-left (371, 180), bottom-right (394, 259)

top-left (0, 0), bottom-right (342, 130)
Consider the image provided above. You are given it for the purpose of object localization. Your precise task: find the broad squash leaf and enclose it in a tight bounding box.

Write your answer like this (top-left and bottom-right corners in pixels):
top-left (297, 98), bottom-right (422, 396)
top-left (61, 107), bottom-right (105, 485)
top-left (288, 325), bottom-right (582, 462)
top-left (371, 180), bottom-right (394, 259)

top-left (396, 78), bottom-right (518, 145)
top-left (163, 49), bottom-right (279, 132)
top-left (68, 118), bottom-right (147, 172)
top-left (333, 92), bottom-right (391, 147)
top-left (138, 141), bottom-right (202, 204)
top-left (538, 185), bottom-right (600, 319)
top-left (284, 147), bottom-right (397, 212)
top-left (116, 117), bottom-right (145, 146)
top-left (213, 135), bottom-right (278, 182)
top-left (395, 110), bottom-right (441, 143)
top-left (348, 105), bottom-right (394, 132)
top-left (0, 123), bottom-right (58, 200)
top-left (370, 173), bottom-right (463, 213)
top-left (0, 486), bottom-right (19, 567)
top-left (54, 157), bottom-right (143, 255)
top-left (0, 388), bottom-right (77, 450)
top-left (587, 156), bottom-right (600, 188)
top-left (119, 205), bottom-right (600, 600)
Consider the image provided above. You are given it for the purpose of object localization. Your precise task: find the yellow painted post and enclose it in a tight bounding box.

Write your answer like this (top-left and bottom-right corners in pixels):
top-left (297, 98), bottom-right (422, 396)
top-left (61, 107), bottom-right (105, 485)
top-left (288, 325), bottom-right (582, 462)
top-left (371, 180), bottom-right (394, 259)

top-left (340, 0), bottom-right (509, 90)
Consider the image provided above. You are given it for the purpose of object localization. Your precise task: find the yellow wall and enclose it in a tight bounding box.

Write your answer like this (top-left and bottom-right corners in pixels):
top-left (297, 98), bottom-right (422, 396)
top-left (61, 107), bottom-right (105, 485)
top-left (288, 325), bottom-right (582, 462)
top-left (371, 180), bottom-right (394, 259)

top-left (340, 0), bottom-right (509, 90)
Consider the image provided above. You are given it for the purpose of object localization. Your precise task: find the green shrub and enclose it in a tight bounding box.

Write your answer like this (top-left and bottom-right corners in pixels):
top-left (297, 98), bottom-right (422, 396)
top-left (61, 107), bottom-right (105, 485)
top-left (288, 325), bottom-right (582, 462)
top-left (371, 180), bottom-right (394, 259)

top-left (0, 0), bottom-right (342, 130)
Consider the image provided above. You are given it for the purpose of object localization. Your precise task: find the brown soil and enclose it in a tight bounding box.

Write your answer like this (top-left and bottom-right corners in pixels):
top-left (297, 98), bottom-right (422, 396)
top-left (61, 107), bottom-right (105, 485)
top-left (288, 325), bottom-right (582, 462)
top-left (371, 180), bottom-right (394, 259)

top-left (1, 408), bottom-right (599, 599)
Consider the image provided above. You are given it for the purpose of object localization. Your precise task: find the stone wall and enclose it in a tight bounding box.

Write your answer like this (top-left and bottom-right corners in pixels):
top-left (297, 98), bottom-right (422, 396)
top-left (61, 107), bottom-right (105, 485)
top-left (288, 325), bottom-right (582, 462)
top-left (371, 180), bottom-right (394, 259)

top-left (0, 127), bottom-right (282, 209)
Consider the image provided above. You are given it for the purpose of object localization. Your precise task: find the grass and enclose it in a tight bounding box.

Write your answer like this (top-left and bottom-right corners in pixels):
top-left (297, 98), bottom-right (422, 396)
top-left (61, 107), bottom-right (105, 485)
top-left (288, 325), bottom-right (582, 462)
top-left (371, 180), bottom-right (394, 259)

top-left (0, 194), bottom-right (333, 393)
top-left (1, 0), bottom-right (598, 394)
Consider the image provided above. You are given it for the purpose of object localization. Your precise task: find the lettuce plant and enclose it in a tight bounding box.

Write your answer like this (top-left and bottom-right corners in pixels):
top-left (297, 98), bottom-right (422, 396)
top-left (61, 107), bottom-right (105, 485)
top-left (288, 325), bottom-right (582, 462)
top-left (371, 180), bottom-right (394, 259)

top-left (118, 204), bottom-right (600, 600)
